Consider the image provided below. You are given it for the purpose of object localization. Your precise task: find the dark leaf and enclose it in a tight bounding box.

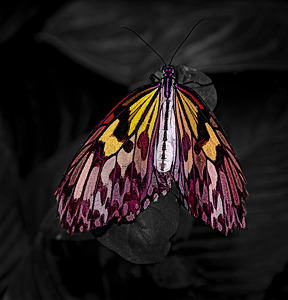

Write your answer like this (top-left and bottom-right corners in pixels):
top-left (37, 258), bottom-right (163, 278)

top-left (38, 0), bottom-right (288, 86)
top-left (96, 187), bottom-right (180, 264)
top-left (265, 263), bottom-right (288, 300)
top-left (20, 135), bottom-right (87, 238)
top-left (0, 116), bottom-right (29, 298)
top-left (3, 212), bottom-right (103, 300)
top-left (148, 254), bottom-right (206, 290)
top-left (0, 0), bottom-right (39, 43)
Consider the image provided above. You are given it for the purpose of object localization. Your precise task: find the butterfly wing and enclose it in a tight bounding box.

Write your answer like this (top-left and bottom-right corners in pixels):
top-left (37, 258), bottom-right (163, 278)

top-left (55, 83), bottom-right (170, 234)
top-left (173, 83), bottom-right (247, 234)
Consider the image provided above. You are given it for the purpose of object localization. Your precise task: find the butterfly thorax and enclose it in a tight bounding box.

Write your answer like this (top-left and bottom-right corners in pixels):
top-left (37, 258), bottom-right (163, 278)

top-left (154, 65), bottom-right (177, 173)
top-left (162, 65), bottom-right (175, 98)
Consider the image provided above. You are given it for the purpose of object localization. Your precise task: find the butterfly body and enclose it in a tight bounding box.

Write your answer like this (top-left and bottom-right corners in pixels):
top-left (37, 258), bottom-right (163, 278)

top-left (55, 65), bottom-right (247, 235)
top-left (154, 66), bottom-right (177, 173)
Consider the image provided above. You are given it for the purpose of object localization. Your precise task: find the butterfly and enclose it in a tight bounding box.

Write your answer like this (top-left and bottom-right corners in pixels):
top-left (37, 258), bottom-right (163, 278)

top-left (55, 20), bottom-right (247, 235)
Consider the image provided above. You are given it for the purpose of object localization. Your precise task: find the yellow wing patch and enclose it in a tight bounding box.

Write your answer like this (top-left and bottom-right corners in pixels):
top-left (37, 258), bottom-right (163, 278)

top-left (99, 88), bottom-right (159, 157)
top-left (138, 94), bottom-right (160, 139)
top-left (99, 119), bottom-right (123, 156)
top-left (176, 88), bottom-right (220, 164)
top-left (175, 94), bottom-right (194, 177)
top-left (128, 89), bottom-right (158, 135)
top-left (202, 123), bottom-right (220, 161)
top-left (178, 91), bottom-right (198, 138)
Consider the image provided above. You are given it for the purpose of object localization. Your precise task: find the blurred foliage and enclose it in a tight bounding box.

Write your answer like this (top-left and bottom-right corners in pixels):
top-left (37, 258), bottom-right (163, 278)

top-left (1, 0), bottom-right (288, 299)
top-left (38, 0), bottom-right (288, 85)
top-left (0, 116), bottom-right (29, 298)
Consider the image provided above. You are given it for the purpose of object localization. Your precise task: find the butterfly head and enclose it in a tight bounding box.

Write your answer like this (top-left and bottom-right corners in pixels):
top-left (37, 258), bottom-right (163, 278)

top-left (162, 65), bottom-right (175, 78)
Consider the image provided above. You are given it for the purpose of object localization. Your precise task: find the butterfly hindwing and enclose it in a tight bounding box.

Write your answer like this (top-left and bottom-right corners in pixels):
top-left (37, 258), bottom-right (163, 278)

top-left (55, 83), bottom-right (171, 234)
top-left (174, 84), bottom-right (247, 234)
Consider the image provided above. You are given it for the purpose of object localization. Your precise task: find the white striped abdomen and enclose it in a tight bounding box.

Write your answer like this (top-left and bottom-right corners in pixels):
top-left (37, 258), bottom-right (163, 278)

top-left (154, 83), bottom-right (176, 173)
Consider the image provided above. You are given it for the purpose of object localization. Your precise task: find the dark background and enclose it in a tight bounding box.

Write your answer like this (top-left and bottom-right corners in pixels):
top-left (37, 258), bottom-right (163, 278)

top-left (1, 1), bottom-right (288, 299)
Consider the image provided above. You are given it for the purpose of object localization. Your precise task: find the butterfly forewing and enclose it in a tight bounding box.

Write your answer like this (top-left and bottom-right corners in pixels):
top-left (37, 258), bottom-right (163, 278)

top-left (55, 83), bottom-right (172, 233)
top-left (173, 83), bottom-right (247, 234)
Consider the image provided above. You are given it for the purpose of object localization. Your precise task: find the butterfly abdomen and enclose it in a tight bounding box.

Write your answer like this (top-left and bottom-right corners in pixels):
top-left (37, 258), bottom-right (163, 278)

top-left (153, 77), bottom-right (177, 173)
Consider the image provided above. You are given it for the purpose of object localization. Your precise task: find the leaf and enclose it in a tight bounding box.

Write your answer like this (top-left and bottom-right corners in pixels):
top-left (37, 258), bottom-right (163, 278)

top-left (20, 135), bottom-right (87, 238)
top-left (3, 209), bottom-right (103, 300)
top-left (0, 1), bottom-right (40, 43)
top-left (38, 0), bottom-right (288, 86)
top-left (148, 254), bottom-right (206, 290)
top-left (96, 187), bottom-right (180, 264)
top-left (265, 263), bottom-right (288, 300)
top-left (0, 115), bottom-right (29, 298)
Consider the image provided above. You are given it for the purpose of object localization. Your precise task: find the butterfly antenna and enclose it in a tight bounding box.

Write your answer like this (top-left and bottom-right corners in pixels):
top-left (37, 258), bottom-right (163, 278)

top-left (169, 17), bottom-right (206, 65)
top-left (122, 26), bottom-right (167, 66)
